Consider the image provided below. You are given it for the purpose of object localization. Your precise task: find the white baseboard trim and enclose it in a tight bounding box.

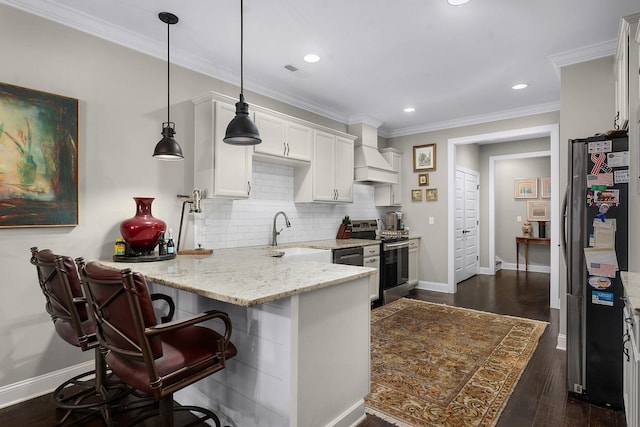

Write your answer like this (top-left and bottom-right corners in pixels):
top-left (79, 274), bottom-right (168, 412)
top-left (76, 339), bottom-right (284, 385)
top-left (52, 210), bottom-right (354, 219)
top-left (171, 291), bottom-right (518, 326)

top-left (0, 360), bottom-right (93, 409)
top-left (328, 398), bottom-right (365, 427)
top-left (501, 262), bottom-right (551, 274)
top-left (416, 281), bottom-right (453, 294)
top-left (478, 267), bottom-right (495, 275)
top-left (556, 333), bottom-right (567, 351)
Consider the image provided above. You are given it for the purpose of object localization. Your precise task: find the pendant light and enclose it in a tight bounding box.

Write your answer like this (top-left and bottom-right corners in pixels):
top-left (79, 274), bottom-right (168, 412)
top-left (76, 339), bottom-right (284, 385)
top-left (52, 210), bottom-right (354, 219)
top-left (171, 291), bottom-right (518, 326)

top-left (224, 0), bottom-right (262, 145)
top-left (153, 12), bottom-right (184, 160)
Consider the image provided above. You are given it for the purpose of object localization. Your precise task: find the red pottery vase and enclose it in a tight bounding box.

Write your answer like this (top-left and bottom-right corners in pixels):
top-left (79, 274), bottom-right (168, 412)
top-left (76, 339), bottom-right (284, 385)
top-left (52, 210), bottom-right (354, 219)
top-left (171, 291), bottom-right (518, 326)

top-left (120, 197), bottom-right (167, 254)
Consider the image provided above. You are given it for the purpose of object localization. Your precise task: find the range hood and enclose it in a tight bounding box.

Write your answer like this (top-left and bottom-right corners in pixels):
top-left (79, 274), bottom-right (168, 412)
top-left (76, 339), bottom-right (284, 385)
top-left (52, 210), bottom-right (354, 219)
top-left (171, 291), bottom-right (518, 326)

top-left (349, 122), bottom-right (398, 184)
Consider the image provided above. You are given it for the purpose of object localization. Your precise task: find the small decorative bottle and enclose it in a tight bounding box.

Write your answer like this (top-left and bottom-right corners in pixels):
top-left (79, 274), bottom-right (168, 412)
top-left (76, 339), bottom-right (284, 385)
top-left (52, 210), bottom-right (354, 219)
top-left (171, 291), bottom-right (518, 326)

top-left (158, 232), bottom-right (167, 256)
top-left (114, 237), bottom-right (126, 256)
top-left (166, 229), bottom-right (175, 255)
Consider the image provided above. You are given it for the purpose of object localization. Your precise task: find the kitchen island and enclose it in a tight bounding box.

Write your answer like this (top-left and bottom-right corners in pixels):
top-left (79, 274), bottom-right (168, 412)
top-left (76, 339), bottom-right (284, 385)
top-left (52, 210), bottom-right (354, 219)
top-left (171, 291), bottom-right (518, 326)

top-left (102, 245), bottom-right (375, 427)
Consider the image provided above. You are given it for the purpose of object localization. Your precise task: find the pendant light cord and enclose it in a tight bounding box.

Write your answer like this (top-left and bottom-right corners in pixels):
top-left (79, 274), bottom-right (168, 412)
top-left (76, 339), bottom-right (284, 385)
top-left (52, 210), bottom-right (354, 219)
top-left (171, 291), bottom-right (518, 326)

top-left (166, 18), bottom-right (171, 124)
top-left (240, 0), bottom-right (244, 97)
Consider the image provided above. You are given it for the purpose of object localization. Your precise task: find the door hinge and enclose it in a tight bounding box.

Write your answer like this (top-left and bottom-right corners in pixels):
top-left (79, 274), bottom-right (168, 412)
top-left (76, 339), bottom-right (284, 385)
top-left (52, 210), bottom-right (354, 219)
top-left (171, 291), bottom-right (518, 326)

top-left (476, 184), bottom-right (480, 190)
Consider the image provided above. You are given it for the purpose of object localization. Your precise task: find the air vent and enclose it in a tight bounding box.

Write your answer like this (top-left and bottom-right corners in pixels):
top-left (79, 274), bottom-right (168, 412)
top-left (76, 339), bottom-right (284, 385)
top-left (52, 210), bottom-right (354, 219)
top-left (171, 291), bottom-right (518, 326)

top-left (284, 64), bottom-right (298, 72)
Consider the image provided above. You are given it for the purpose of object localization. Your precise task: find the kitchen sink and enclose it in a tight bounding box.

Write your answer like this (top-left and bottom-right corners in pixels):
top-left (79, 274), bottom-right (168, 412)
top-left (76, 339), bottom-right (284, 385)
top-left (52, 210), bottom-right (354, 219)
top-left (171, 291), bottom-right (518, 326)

top-left (269, 247), bottom-right (332, 263)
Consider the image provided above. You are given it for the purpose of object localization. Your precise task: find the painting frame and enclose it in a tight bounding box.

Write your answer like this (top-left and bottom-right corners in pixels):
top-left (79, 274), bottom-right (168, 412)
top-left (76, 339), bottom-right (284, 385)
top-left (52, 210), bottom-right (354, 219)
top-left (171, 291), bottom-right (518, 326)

top-left (413, 143), bottom-right (436, 172)
top-left (418, 173), bottom-right (429, 186)
top-left (514, 178), bottom-right (538, 199)
top-left (527, 200), bottom-right (550, 221)
top-left (0, 82), bottom-right (79, 228)
top-left (540, 177), bottom-right (551, 198)
top-left (411, 189), bottom-right (423, 202)
top-left (425, 188), bottom-right (438, 201)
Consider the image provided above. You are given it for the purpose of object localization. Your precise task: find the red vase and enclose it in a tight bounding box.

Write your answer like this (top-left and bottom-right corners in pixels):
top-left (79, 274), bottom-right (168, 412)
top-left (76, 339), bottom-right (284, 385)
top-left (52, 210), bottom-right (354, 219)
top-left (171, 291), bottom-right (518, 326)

top-left (120, 197), bottom-right (167, 254)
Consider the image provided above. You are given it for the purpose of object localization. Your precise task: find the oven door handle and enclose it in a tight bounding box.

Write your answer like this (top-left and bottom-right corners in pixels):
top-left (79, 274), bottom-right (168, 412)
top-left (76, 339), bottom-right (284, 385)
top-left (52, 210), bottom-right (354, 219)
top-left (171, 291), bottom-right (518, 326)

top-left (384, 241), bottom-right (410, 250)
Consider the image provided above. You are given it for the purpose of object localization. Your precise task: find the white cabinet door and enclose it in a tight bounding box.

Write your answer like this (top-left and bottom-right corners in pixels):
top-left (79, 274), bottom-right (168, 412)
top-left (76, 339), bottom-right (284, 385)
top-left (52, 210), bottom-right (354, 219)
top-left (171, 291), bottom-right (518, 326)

top-left (623, 306), bottom-right (640, 427)
top-left (364, 255), bottom-right (380, 302)
top-left (408, 239), bottom-right (419, 286)
top-left (313, 130), bottom-right (337, 201)
top-left (254, 111), bottom-right (287, 157)
top-left (334, 135), bottom-right (354, 202)
top-left (194, 98), bottom-right (252, 199)
top-left (286, 121), bottom-right (312, 161)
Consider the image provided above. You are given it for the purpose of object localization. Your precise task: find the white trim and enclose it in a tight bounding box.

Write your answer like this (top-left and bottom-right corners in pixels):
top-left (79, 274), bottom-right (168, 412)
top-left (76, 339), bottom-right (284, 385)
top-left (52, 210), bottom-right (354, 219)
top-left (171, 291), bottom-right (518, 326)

top-left (415, 280), bottom-right (453, 294)
top-left (549, 39), bottom-right (618, 76)
top-left (478, 267), bottom-right (494, 275)
top-left (0, 360), bottom-right (93, 409)
top-left (500, 262), bottom-right (551, 274)
top-left (557, 333), bottom-right (567, 351)
top-left (448, 124), bottom-right (560, 310)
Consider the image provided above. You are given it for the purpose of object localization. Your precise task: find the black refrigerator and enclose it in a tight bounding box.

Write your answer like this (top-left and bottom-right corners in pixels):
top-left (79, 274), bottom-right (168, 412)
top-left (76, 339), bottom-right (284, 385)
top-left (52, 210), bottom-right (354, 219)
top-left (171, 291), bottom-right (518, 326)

top-left (565, 133), bottom-right (629, 409)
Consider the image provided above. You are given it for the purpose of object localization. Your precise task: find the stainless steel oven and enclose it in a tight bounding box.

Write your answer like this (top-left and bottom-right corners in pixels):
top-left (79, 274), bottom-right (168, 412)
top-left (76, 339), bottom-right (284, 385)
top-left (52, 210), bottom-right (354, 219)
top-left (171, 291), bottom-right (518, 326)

top-left (380, 239), bottom-right (410, 304)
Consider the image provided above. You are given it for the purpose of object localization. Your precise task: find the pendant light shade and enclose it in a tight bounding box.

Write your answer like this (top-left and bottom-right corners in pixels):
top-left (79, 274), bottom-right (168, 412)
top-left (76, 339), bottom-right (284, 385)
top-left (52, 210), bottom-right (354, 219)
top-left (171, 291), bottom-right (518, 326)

top-left (224, 0), bottom-right (261, 146)
top-left (153, 12), bottom-right (184, 160)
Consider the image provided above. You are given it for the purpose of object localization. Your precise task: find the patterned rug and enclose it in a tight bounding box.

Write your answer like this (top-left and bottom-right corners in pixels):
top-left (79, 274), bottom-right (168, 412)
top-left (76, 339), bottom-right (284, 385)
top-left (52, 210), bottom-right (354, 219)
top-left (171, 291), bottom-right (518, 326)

top-left (365, 299), bottom-right (547, 426)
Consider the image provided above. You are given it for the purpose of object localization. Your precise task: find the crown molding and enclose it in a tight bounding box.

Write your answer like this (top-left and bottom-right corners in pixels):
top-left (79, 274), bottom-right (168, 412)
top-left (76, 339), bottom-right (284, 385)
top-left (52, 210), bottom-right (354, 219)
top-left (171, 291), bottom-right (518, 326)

top-left (549, 39), bottom-right (617, 77)
top-left (384, 102), bottom-right (560, 138)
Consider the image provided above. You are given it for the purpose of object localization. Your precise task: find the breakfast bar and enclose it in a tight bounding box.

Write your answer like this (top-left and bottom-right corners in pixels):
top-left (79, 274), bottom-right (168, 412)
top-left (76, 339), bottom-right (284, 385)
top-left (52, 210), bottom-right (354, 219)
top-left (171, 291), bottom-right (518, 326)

top-left (102, 246), bottom-right (375, 427)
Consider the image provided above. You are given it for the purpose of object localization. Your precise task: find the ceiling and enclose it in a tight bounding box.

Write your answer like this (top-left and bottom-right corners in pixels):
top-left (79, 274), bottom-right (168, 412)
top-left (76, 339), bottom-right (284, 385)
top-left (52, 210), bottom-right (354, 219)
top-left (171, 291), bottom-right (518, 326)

top-left (2, 0), bottom-right (638, 137)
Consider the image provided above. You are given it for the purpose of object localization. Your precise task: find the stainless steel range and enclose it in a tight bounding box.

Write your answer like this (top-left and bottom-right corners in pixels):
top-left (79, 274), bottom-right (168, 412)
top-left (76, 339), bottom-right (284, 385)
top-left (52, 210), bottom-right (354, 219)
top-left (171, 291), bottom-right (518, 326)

top-left (347, 219), bottom-right (410, 305)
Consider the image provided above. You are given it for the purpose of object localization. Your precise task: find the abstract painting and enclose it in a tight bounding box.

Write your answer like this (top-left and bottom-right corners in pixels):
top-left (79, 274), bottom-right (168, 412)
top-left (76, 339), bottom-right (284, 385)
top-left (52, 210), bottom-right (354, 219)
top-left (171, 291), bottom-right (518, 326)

top-left (0, 83), bottom-right (78, 227)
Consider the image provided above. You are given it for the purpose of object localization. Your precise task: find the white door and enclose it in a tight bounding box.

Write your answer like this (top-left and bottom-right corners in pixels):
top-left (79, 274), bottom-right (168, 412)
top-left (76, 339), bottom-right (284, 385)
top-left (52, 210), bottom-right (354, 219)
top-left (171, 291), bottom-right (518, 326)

top-left (455, 168), bottom-right (479, 283)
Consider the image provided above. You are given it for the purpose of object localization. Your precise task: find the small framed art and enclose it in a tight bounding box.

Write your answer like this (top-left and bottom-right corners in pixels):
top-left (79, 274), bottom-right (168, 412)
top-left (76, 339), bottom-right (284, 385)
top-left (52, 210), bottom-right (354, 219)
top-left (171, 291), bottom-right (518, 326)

top-left (527, 200), bottom-right (550, 221)
top-left (418, 173), bottom-right (429, 186)
top-left (540, 177), bottom-right (551, 198)
top-left (425, 188), bottom-right (438, 201)
top-left (514, 178), bottom-right (538, 199)
top-left (411, 189), bottom-right (423, 202)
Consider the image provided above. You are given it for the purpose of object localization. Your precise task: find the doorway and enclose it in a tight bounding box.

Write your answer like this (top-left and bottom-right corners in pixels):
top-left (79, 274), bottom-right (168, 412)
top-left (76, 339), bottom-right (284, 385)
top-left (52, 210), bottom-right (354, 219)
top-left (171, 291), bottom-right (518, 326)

top-left (446, 124), bottom-right (560, 310)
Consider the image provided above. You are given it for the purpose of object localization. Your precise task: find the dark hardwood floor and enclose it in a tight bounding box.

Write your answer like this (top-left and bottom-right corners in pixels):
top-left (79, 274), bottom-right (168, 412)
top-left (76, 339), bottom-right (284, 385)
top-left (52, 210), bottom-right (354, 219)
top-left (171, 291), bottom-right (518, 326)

top-left (361, 269), bottom-right (627, 427)
top-left (0, 270), bottom-right (626, 426)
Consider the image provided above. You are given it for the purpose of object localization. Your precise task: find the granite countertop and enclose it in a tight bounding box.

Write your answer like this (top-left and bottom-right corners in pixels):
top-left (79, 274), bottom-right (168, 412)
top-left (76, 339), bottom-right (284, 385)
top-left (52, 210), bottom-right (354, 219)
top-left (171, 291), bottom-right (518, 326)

top-left (622, 271), bottom-right (640, 315)
top-left (101, 245), bottom-right (375, 307)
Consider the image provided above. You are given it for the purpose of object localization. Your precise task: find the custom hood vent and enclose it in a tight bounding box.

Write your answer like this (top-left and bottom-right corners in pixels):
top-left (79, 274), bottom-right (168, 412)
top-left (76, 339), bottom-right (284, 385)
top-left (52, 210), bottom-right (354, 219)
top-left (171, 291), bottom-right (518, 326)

top-left (349, 122), bottom-right (398, 184)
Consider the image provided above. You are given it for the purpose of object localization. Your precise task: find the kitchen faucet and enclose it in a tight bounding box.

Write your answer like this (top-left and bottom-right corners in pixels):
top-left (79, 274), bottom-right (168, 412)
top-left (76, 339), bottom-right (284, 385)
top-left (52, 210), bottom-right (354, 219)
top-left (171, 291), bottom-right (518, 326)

top-left (272, 211), bottom-right (291, 246)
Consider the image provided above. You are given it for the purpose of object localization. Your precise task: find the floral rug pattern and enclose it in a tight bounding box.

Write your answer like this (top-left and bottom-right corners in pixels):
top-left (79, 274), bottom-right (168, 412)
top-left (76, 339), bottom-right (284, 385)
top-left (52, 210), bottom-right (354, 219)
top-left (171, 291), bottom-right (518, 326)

top-left (365, 299), bottom-right (547, 426)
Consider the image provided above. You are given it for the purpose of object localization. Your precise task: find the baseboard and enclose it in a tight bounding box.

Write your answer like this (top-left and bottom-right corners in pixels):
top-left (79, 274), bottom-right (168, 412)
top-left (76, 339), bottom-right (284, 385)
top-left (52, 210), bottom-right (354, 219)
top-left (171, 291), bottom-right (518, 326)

top-left (415, 281), bottom-right (453, 294)
top-left (328, 398), bottom-right (366, 427)
top-left (0, 360), bottom-right (93, 409)
top-left (478, 266), bottom-right (495, 275)
top-left (501, 262), bottom-right (551, 274)
top-left (556, 333), bottom-right (567, 351)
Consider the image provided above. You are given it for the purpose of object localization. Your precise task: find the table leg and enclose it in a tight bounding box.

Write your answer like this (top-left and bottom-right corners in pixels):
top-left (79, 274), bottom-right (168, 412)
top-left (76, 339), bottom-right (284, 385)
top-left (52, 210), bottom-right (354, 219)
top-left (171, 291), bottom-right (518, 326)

top-left (525, 243), bottom-right (529, 272)
top-left (516, 242), bottom-right (519, 271)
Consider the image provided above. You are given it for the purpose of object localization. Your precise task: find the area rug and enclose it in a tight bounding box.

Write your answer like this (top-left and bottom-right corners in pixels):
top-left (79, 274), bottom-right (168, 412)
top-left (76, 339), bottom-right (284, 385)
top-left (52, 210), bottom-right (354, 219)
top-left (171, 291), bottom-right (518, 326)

top-left (365, 298), bottom-right (547, 427)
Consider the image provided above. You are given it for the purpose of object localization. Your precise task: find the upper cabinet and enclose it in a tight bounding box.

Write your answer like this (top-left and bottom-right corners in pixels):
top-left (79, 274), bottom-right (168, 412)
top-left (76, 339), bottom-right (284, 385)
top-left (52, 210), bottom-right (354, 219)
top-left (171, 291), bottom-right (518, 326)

top-left (615, 18), bottom-right (630, 131)
top-left (375, 148), bottom-right (403, 206)
top-left (295, 129), bottom-right (355, 203)
top-left (193, 93), bottom-right (253, 199)
top-left (253, 111), bottom-right (312, 164)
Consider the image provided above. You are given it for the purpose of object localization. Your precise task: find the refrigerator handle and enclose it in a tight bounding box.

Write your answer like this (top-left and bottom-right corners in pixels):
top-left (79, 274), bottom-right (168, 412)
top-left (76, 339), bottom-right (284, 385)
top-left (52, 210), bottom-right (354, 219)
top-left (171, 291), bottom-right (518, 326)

top-left (561, 186), bottom-right (569, 264)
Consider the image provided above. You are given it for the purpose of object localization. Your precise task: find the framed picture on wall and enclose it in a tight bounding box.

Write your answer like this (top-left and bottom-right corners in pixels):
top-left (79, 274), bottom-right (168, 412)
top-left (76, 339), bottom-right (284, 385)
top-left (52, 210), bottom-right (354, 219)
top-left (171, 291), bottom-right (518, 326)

top-left (514, 178), bottom-right (538, 199)
top-left (0, 82), bottom-right (79, 228)
top-left (425, 188), bottom-right (438, 201)
top-left (527, 200), bottom-right (550, 221)
top-left (540, 177), bottom-right (551, 198)
top-left (411, 189), bottom-right (423, 202)
top-left (418, 173), bottom-right (429, 186)
top-left (413, 144), bottom-right (436, 171)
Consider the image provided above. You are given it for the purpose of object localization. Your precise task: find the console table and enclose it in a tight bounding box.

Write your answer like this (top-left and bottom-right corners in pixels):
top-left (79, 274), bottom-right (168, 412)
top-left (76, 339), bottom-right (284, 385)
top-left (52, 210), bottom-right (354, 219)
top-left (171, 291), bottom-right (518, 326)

top-left (516, 236), bottom-right (550, 271)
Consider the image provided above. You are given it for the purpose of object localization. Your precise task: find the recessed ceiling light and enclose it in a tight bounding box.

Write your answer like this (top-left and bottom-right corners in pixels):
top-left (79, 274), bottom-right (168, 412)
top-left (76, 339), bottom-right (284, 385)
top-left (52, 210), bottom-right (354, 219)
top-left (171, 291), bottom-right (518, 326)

top-left (447, 0), bottom-right (470, 6)
top-left (304, 54), bottom-right (320, 63)
top-left (512, 83), bottom-right (528, 90)
top-left (404, 107), bottom-right (416, 113)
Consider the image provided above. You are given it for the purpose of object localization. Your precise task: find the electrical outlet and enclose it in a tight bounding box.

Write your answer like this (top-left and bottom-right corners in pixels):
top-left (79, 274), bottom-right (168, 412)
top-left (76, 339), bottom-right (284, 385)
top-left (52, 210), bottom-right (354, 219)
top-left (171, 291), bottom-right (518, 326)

top-left (517, 216), bottom-right (522, 222)
top-left (428, 217), bottom-right (435, 225)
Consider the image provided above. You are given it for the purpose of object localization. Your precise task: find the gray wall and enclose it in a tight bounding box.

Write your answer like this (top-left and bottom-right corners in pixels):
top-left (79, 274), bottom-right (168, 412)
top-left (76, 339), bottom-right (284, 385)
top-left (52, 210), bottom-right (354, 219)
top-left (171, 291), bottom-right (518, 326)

top-left (494, 156), bottom-right (551, 266)
top-left (0, 5), bottom-right (346, 389)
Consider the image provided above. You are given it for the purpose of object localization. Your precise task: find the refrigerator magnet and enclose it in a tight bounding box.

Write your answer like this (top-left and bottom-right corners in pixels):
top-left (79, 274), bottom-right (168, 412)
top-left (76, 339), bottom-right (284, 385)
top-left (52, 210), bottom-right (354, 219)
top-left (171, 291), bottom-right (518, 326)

top-left (614, 169), bottom-right (629, 184)
top-left (591, 290), bottom-right (614, 306)
top-left (588, 276), bottom-right (612, 290)
top-left (588, 140), bottom-right (612, 154)
top-left (607, 151), bottom-right (630, 167)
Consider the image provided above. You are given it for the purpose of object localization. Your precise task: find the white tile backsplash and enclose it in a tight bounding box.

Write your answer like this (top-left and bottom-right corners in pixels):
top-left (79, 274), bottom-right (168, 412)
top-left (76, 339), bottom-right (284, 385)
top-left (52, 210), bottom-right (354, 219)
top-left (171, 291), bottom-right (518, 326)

top-left (195, 161), bottom-right (387, 249)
